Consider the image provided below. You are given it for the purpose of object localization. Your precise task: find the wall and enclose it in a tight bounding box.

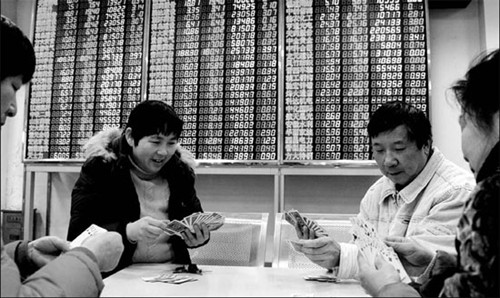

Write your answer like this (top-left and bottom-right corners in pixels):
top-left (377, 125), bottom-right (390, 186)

top-left (480, 0), bottom-right (500, 51)
top-left (428, 0), bottom-right (497, 171)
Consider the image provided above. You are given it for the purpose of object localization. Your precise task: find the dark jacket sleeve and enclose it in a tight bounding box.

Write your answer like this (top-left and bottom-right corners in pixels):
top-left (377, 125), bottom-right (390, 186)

top-left (419, 250), bottom-right (458, 297)
top-left (439, 175), bottom-right (500, 297)
top-left (168, 158), bottom-right (203, 220)
top-left (68, 158), bottom-right (105, 240)
top-left (167, 158), bottom-right (207, 264)
top-left (67, 157), bottom-right (138, 272)
top-left (7, 241), bottom-right (38, 279)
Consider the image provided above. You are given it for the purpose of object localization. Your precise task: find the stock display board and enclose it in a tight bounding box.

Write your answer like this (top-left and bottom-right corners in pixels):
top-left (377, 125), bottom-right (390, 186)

top-left (28, 0), bottom-right (145, 159)
top-left (26, 0), bottom-right (429, 162)
top-left (148, 0), bottom-right (279, 160)
top-left (284, 0), bottom-right (428, 160)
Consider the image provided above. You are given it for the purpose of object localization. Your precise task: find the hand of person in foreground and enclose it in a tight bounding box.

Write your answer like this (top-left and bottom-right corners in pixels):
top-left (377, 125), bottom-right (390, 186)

top-left (28, 236), bottom-right (71, 268)
top-left (81, 231), bottom-right (124, 272)
top-left (293, 236), bottom-right (341, 269)
top-left (357, 252), bottom-right (401, 297)
top-left (384, 236), bottom-right (434, 277)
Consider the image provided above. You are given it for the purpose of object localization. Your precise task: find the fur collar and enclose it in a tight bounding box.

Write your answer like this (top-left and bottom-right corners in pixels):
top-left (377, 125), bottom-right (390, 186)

top-left (83, 127), bottom-right (198, 170)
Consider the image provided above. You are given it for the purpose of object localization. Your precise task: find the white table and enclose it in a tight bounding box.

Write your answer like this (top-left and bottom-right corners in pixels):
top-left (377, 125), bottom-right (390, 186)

top-left (101, 263), bottom-right (369, 297)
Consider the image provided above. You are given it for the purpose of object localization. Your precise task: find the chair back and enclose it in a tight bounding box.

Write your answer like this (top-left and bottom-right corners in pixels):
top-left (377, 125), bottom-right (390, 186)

top-left (273, 213), bottom-right (355, 269)
top-left (190, 212), bottom-right (268, 267)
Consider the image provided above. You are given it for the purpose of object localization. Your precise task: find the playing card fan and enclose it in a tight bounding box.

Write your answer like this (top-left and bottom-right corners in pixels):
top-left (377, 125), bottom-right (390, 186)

top-left (162, 212), bottom-right (225, 238)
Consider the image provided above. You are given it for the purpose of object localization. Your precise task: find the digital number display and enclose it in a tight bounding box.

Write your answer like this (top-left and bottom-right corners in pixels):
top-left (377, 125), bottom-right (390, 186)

top-left (26, 0), bottom-right (428, 162)
top-left (284, 0), bottom-right (428, 160)
top-left (27, 0), bottom-right (145, 159)
top-left (148, 0), bottom-right (278, 160)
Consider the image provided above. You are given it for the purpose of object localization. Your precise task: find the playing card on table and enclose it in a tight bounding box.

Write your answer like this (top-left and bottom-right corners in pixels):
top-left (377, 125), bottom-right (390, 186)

top-left (304, 274), bottom-right (338, 283)
top-left (142, 271), bottom-right (174, 282)
top-left (142, 272), bottom-right (197, 284)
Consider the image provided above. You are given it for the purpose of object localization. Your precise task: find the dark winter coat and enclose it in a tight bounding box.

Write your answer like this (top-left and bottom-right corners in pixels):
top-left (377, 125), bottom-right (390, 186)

top-left (67, 128), bottom-right (203, 274)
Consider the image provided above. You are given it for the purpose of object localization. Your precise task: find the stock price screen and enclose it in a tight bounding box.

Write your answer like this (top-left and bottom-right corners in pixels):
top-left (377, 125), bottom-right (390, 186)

top-left (285, 0), bottom-right (428, 161)
top-left (148, 0), bottom-right (278, 160)
top-left (26, 0), bottom-right (428, 162)
top-left (28, 0), bottom-right (144, 159)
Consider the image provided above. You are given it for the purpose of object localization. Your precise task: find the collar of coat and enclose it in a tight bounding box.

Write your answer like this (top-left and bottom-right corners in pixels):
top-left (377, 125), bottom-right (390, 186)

top-left (81, 127), bottom-right (198, 172)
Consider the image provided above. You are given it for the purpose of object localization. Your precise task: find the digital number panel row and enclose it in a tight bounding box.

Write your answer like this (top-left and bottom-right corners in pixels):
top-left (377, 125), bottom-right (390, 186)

top-left (26, 0), bottom-right (429, 161)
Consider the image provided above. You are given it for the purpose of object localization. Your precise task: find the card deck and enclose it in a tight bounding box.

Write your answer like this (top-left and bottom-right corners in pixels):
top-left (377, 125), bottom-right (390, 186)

top-left (162, 212), bottom-right (225, 236)
top-left (164, 220), bottom-right (190, 236)
top-left (303, 274), bottom-right (338, 283)
top-left (288, 210), bottom-right (307, 230)
top-left (142, 272), bottom-right (197, 284)
top-left (349, 217), bottom-right (411, 283)
top-left (284, 212), bottom-right (295, 225)
top-left (284, 209), bottom-right (329, 238)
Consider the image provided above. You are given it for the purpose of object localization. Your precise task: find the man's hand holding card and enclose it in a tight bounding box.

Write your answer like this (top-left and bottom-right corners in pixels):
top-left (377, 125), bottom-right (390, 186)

top-left (350, 217), bottom-right (411, 283)
top-left (284, 209), bottom-right (329, 239)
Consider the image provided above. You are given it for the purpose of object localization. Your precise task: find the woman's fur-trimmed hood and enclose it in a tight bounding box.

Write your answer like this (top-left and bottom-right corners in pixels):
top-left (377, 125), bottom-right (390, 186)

top-left (82, 127), bottom-right (199, 170)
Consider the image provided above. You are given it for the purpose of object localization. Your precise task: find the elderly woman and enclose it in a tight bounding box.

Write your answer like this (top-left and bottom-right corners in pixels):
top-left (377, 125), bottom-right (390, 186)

top-left (357, 49), bottom-right (499, 297)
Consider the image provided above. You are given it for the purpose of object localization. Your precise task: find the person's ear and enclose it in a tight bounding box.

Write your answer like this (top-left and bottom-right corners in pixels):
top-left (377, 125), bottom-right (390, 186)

top-left (124, 127), bottom-right (134, 147)
top-left (423, 140), bottom-right (431, 156)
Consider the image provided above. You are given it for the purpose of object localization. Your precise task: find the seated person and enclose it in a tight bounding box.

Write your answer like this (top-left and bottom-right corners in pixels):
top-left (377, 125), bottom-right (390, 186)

top-left (67, 100), bottom-right (209, 273)
top-left (1, 15), bottom-right (123, 297)
top-left (357, 49), bottom-right (499, 297)
top-left (292, 101), bottom-right (475, 280)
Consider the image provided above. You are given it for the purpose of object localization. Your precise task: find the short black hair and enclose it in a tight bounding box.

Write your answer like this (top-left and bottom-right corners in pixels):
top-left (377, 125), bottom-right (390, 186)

top-left (451, 49), bottom-right (499, 132)
top-left (126, 100), bottom-right (183, 145)
top-left (1, 15), bottom-right (36, 83)
top-left (367, 101), bottom-right (432, 149)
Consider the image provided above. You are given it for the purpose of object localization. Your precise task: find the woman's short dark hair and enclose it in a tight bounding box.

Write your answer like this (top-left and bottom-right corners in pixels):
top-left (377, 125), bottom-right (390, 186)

top-left (367, 101), bottom-right (432, 149)
top-left (1, 15), bottom-right (36, 83)
top-left (451, 49), bottom-right (499, 131)
top-left (126, 100), bottom-right (183, 145)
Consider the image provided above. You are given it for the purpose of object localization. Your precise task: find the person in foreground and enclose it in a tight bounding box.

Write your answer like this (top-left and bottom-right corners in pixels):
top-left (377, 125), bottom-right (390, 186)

top-left (68, 100), bottom-right (210, 274)
top-left (357, 49), bottom-right (499, 297)
top-left (292, 101), bottom-right (475, 280)
top-left (1, 15), bottom-right (124, 297)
